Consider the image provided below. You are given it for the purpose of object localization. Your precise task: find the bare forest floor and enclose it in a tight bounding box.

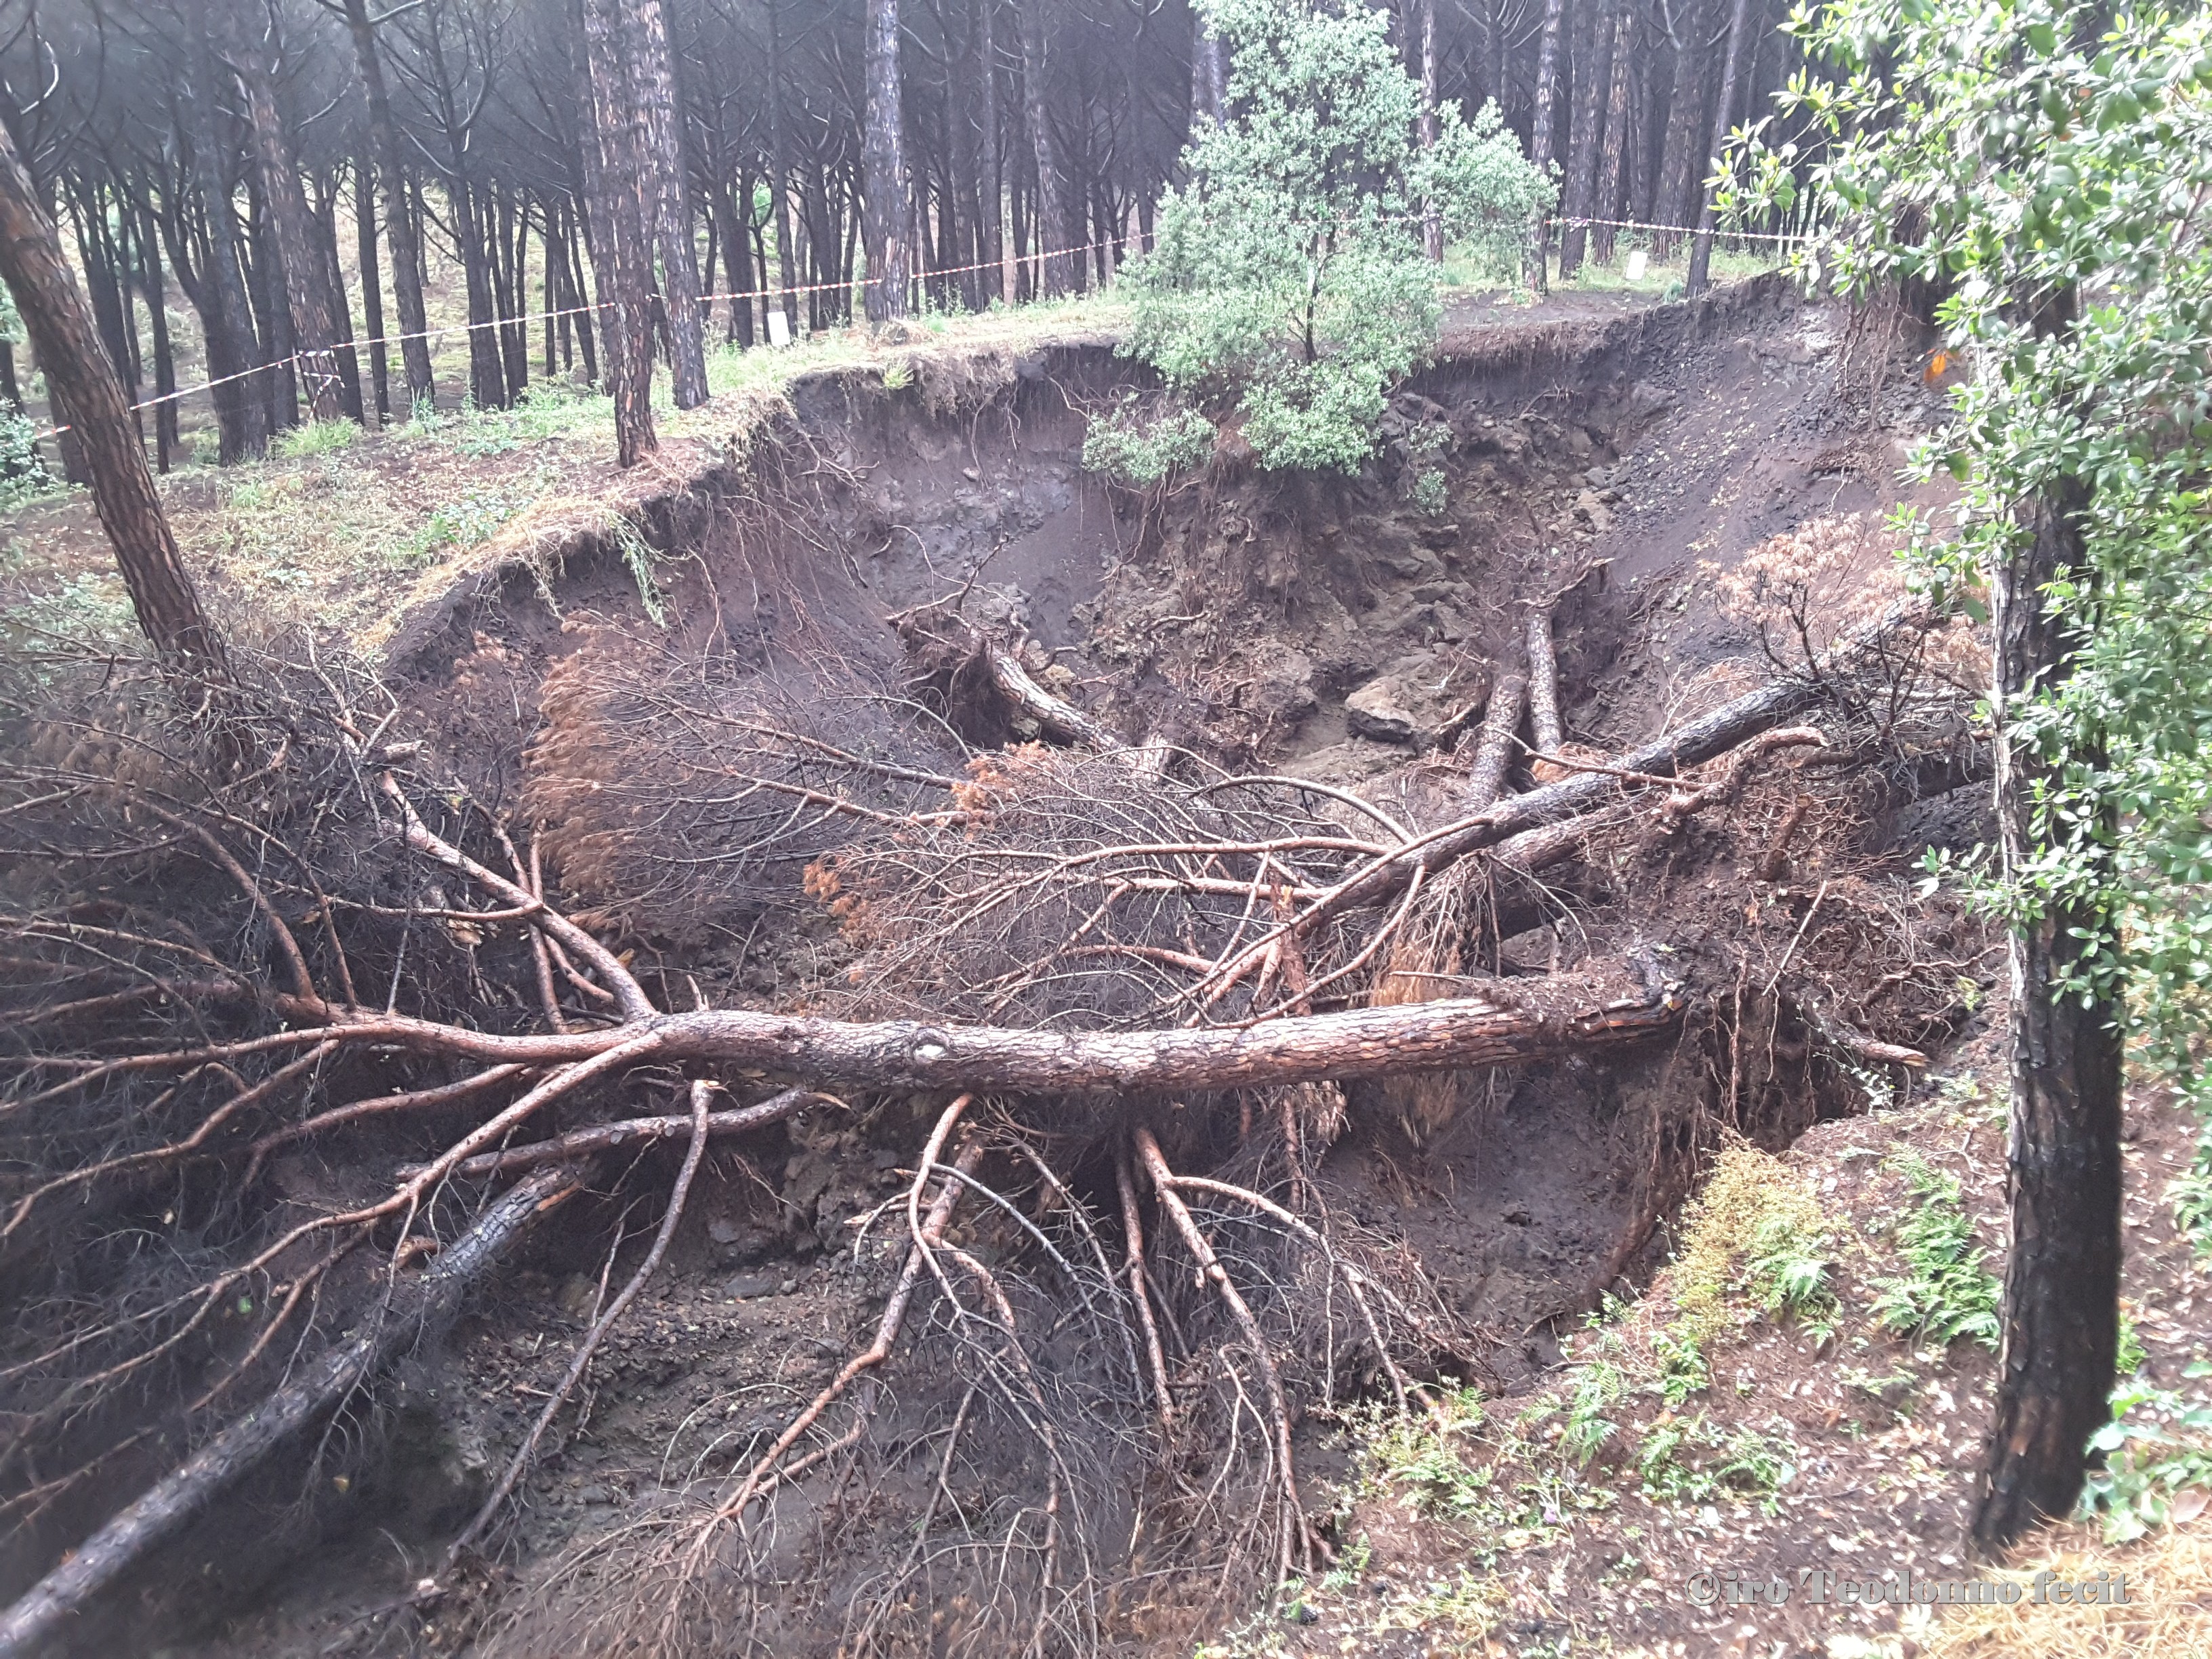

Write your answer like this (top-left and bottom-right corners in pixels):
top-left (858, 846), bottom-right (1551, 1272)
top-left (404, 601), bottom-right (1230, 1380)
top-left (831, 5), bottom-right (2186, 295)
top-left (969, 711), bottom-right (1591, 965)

top-left (9, 267), bottom-right (2205, 1659)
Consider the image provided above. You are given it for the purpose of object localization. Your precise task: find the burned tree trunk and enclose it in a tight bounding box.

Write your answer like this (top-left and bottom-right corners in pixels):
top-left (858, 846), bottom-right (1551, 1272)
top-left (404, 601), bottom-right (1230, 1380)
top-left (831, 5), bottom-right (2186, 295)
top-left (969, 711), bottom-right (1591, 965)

top-left (1972, 289), bottom-right (2124, 1553)
top-left (1684, 0), bottom-right (1755, 297)
top-left (0, 123), bottom-right (230, 687)
top-left (862, 0), bottom-right (911, 323)
top-left (340, 0), bottom-right (435, 414)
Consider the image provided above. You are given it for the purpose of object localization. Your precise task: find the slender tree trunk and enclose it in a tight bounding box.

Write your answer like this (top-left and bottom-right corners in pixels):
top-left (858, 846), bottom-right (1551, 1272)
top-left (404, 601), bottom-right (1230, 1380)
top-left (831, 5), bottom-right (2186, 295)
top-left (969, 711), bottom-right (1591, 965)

top-left (0, 123), bottom-right (229, 685)
top-left (1972, 285), bottom-right (2124, 1553)
top-left (354, 157), bottom-right (388, 422)
top-left (1684, 0), bottom-right (1753, 295)
top-left (1652, 0), bottom-right (1713, 258)
top-left (714, 182), bottom-right (754, 344)
top-left (180, 43), bottom-right (270, 462)
top-left (134, 200), bottom-right (180, 470)
top-left (228, 36), bottom-right (348, 424)
top-left (1016, 0), bottom-right (1074, 295)
top-left (580, 0), bottom-right (661, 465)
top-left (341, 0), bottom-right (433, 412)
top-left (1525, 0), bottom-right (1567, 289)
top-left (1558, 0), bottom-right (1618, 279)
top-left (861, 0), bottom-right (911, 322)
top-left (626, 0), bottom-right (708, 403)
top-left (1590, 12), bottom-right (1633, 266)
top-left (978, 0), bottom-right (1008, 303)
top-left (562, 203), bottom-right (598, 382)
top-left (310, 171), bottom-right (365, 422)
top-left (1419, 0), bottom-right (1441, 259)
top-left (766, 0), bottom-right (801, 337)
top-left (243, 190), bottom-right (297, 432)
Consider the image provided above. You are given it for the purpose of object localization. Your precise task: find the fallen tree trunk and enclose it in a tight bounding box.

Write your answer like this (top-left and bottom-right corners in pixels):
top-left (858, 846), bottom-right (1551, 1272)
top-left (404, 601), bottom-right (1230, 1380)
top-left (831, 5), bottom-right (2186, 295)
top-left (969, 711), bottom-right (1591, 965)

top-left (1324, 605), bottom-right (1925, 922)
top-left (1459, 669), bottom-right (1528, 811)
top-left (245, 976), bottom-right (1681, 1094)
top-left (0, 1162), bottom-right (588, 1659)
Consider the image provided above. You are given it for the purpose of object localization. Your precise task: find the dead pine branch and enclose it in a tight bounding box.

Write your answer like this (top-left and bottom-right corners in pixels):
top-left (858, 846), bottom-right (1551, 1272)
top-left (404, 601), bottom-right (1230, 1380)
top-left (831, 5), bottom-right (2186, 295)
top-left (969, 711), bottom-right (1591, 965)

top-left (0, 1163), bottom-right (591, 1659)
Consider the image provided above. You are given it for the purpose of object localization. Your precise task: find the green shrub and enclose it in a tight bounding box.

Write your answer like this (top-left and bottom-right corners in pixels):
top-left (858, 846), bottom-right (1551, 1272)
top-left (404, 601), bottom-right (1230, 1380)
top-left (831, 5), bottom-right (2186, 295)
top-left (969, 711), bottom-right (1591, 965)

top-left (1111, 0), bottom-right (1551, 476)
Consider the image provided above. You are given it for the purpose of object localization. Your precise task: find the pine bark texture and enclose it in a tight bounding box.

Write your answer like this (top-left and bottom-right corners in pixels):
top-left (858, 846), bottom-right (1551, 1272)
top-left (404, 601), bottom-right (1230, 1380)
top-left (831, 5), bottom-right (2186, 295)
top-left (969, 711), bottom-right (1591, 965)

top-left (182, 37), bottom-right (271, 462)
top-left (1558, 0), bottom-right (1619, 278)
top-left (862, 0), bottom-right (912, 321)
top-left (0, 121), bottom-right (230, 686)
top-left (627, 0), bottom-right (709, 403)
top-left (228, 37), bottom-right (347, 424)
top-left (1017, 0), bottom-right (1076, 295)
top-left (579, 0), bottom-right (661, 466)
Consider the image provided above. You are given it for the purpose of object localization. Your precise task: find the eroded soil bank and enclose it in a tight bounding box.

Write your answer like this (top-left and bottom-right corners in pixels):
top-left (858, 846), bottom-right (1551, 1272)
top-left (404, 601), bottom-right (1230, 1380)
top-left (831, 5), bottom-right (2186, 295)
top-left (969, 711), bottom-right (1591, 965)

top-left (12, 277), bottom-right (2001, 1659)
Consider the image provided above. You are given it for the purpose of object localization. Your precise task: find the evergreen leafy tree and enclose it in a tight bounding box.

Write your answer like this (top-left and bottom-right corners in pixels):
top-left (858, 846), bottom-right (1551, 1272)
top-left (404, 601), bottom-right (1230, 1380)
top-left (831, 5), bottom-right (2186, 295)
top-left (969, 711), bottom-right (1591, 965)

top-left (1740, 0), bottom-right (2212, 1542)
top-left (1094, 0), bottom-right (1553, 479)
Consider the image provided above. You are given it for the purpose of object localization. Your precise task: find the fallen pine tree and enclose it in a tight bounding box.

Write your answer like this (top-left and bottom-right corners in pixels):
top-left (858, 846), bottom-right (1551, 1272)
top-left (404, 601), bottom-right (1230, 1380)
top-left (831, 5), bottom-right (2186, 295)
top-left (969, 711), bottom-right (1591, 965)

top-left (0, 590), bottom-right (1986, 1654)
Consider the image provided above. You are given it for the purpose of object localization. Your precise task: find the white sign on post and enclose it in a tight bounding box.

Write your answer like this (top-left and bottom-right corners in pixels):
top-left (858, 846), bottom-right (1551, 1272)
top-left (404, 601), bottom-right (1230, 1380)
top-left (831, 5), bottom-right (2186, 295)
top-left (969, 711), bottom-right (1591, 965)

top-left (766, 309), bottom-right (792, 348)
top-left (1624, 250), bottom-right (1649, 283)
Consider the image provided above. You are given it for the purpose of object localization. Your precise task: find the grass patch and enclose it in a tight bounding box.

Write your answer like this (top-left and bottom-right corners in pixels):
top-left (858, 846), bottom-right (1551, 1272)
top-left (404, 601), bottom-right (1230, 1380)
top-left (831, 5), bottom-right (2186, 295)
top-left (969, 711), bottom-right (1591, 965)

top-left (272, 419), bottom-right (359, 460)
top-left (1667, 1136), bottom-right (1840, 1359)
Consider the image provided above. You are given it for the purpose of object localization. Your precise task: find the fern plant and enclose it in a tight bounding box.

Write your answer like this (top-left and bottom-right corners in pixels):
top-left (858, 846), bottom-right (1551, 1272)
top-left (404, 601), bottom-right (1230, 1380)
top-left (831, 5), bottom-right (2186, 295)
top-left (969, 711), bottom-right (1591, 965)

top-left (1869, 1152), bottom-right (2001, 1349)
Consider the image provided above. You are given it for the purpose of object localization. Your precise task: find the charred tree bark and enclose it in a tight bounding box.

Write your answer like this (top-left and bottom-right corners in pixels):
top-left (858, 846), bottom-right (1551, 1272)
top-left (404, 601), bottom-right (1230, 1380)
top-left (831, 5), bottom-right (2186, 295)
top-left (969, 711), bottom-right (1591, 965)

top-left (340, 0), bottom-right (434, 413)
top-left (1684, 0), bottom-right (1755, 296)
top-left (0, 1164), bottom-right (586, 1659)
top-left (580, 0), bottom-right (661, 465)
top-left (1557, 0), bottom-right (1618, 279)
top-left (1972, 291), bottom-right (2124, 1553)
top-left (0, 123), bottom-right (231, 687)
top-left (862, 0), bottom-right (911, 323)
top-left (626, 0), bottom-right (708, 404)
